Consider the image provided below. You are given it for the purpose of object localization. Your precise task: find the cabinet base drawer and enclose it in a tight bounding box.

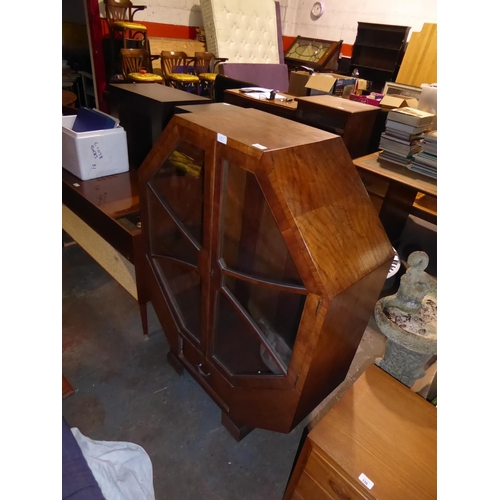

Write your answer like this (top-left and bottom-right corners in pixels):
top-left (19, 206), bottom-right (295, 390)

top-left (296, 471), bottom-right (337, 500)
top-left (303, 449), bottom-right (372, 500)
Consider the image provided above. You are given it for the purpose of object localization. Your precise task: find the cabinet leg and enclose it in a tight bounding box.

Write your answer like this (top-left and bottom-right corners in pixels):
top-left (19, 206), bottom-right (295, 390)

top-left (221, 412), bottom-right (253, 442)
top-left (167, 351), bottom-right (184, 376)
top-left (139, 301), bottom-right (148, 336)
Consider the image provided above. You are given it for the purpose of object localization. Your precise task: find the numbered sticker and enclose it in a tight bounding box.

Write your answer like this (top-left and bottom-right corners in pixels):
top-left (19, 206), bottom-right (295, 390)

top-left (358, 473), bottom-right (374, 490)
top-left (252, 143), bottom-right (267, 150)
top-left (217, 133), bottom-right (227, 144)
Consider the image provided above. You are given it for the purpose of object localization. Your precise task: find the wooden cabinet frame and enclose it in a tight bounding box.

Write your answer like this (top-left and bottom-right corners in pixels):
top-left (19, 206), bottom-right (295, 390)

top-left (139, 109), bottom-right (394, 440)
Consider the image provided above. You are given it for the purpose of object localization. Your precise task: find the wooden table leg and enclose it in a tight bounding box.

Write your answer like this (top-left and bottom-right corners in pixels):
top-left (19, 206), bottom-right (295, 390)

top-left (134, 233), bottom-right (150, 336)
top-left (378, 183), bottom-right (418, 244)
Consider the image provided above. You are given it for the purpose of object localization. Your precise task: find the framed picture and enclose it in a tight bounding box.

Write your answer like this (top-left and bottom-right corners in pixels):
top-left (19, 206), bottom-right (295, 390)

top-left (284, 36), bottom-right (343, 71)
top-left (383, 82), bottom-right (422, 100)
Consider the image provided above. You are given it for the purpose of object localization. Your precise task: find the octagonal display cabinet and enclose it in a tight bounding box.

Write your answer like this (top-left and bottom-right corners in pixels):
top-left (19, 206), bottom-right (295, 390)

top-left (139, 108), bottom-right (394, 440)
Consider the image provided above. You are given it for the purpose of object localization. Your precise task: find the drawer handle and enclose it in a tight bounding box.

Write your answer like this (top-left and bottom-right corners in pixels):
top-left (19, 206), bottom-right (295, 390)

top-left (197, 363), bottom-right (210, 377)
top-left (328, 479), bottom-right (351, 500)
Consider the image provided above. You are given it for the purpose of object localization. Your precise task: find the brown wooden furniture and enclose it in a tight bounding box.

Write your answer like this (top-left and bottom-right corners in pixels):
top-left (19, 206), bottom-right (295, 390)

top-left (174, 103), bottom-right (246, 116)
top-left (353, 152), bottom-right (437, 243)
top-left (138, 106), bottom-right (394, 440)
top-left (284, 36), bottom-right (343, 72)
top-left (120, 48), bottom-right (164, 84)
top-left (223, 91), bottom-right (380, 159)
top-left (284, 364), bottom-right (437, 500)
top-left (223, 88), bottom-right (298, 120)
top-left (160, 51), bottom-right (200, 93)
top-left (108, 83), bottom-right (210, 169)
top-left (62, 169), bottom-right (149, 336)
top-left (349, 22), bottom-right (410, 93)
top-left (295, 95), bottom-right (380, 159)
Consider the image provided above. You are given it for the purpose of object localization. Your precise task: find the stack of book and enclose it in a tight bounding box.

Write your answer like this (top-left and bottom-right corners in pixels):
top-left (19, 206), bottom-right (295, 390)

top-left (409, 130), bottom-right (437, 179)
top-left (378, 107), bottom-right (435, 167)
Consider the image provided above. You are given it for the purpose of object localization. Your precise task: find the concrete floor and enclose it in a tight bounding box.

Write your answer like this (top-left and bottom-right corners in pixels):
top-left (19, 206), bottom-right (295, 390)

top-left (62, 244), bottom-right (306, 500)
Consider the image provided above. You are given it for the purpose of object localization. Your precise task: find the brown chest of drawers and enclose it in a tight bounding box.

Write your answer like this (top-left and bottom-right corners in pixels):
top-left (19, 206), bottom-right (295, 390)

top-left (284, 365), bottom-right (437, 500)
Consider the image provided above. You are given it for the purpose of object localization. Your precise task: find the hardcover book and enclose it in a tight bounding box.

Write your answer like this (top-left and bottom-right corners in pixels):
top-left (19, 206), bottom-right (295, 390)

top-left (385, 120), bottom-right (428, 135)
top-left (387, 107), bottom-right (435, 127)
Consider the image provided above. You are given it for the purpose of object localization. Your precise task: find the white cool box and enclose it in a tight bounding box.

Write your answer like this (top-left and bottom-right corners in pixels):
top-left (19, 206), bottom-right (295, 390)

top-left (62, 115), bottom-right (130, 180)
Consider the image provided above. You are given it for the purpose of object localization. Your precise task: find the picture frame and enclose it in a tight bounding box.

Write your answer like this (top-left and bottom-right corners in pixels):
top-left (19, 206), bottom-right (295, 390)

top-left (284, 36), bottom-right (343, 71)
top-left (382, 82), bottom-right (422, 100)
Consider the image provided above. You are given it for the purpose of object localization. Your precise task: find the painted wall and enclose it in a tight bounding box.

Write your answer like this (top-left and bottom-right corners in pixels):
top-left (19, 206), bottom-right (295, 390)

top-left (98, 0), bottom-right (203, 26)
top-left (289, 0), bottom-right (437, 44)
top-left (98, 0), bottom-right (436, 44)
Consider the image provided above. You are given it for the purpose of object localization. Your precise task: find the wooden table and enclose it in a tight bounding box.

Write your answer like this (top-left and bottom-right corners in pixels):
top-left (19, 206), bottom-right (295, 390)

top-left (223, 90), bottom-right (380, 159)
top-left (223, 88), bottom-right (298, 120)
top-left (62, 169), bottom-right (149, 336)
top-left (353, 152), bottom-right (437, 243)
top-left (174, 102), bottom-right (247, 116)
top-left (295, 95), bottom-right (380, 159)
top-left (108, 84), bottom-right (210, 169)
top-left (284, 364), bottom-right (437, 500)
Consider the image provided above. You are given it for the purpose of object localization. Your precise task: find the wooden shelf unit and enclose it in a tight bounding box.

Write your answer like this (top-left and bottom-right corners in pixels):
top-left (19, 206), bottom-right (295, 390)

top-left (349, 23), bottom-right (410, 92)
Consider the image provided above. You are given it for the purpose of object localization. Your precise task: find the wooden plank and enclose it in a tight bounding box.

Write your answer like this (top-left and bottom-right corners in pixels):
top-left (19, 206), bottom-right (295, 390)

top-left (396, 24), bottom-right (437, 87)
top-left (62, 205), bottom-right (138, 300)
top-left (149, 37), bottom-right (207, 70)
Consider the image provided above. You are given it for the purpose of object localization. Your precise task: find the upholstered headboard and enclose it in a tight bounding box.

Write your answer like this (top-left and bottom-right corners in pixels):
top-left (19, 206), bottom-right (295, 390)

top-left (201, 0), bottom-right (283, 64)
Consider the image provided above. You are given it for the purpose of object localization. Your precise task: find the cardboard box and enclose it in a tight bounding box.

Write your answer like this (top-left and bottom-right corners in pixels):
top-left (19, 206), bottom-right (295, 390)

top-left (305, 73), bottom-right (357, 97)
top-left (349, 93), bottom-right (383, 107)
top-left (288, 71), bottom-right (311, 97)
top-left (379, 95), bottom-right (419, 111)
top-left (62, 115), bottom-right (129, 181)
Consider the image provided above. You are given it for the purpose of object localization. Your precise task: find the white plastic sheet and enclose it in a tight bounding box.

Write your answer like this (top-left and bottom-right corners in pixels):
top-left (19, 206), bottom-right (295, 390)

top-left (71, 428), bottom-right (155, 500)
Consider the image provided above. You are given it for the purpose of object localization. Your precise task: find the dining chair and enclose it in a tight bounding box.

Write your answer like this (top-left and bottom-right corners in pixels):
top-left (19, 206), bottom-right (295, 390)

top-left (193, 52), bottom-right (228, 99)
top-left (121, 48), bottom-right (164, 84)
top-left (105, 0), bottom-right (149, 72)
top-left (160, 51), bottom-right (199, 93)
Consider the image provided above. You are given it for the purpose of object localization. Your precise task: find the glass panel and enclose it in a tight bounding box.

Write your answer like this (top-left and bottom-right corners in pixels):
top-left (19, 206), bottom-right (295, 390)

top-left (150, 140), bottom-right (204, 245)
top-left (148, 188), bottom-right (198, 265)
top-left (221, 161), bottom-right (303, 286)
top-left (223, 275), bottom-right (306, 372)
top-left (213, 292), bottom-right (281, 376)
top-left (153, 257), bottom-right (201, 341)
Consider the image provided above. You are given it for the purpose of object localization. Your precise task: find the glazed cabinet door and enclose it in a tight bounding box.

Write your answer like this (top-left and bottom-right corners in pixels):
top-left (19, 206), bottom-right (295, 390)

top-left (205, 148), bottom-right (308, 389)
top-left (145, 138), bottom-right (209, 353)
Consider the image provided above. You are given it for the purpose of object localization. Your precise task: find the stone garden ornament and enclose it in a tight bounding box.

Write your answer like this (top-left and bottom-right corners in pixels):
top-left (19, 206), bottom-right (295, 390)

top-left (374, 251), bottom-right (437, 387)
